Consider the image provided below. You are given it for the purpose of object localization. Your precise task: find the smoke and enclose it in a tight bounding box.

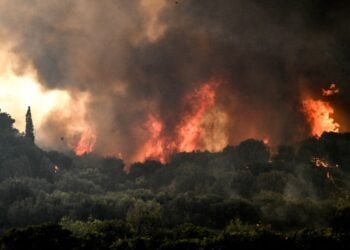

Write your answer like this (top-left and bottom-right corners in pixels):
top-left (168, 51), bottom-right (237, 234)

top-left (0, 0), bottom-right (349, 162)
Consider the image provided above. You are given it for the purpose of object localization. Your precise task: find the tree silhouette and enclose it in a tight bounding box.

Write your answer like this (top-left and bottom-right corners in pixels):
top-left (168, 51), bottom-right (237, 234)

top-left (25, 106), bottom-right (35, 143)
top-left (0, 109), bottom-right (17, 134)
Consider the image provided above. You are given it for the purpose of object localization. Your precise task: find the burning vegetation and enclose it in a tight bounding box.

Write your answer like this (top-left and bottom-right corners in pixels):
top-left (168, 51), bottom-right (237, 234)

top-left (69, 81), bottom-right (343, 164)
top-left (74, 130), bottom-right (97, 156)
top-left (311, 157), bottom-right (339, 181)
top-left (135, 81), bottom-right (224, 163)
top-left (0, 0), bottom-right (350, 248)
top-left (301, 83), bottom-right (341, 138)
top-left (302, 99), bottom-right (340, 138)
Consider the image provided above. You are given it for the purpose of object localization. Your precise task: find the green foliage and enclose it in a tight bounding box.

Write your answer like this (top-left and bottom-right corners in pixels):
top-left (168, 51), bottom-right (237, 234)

top-left (60, 218), bottom-right (133, 249)
top-left (0, 108), bottom-right (350, 247)
top-left (56, 173), bottom-right (103, 194)
top-left (127, 199), bottom-right (163, 234)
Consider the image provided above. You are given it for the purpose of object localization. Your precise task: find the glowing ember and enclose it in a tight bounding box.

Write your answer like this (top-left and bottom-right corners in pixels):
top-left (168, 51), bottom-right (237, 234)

top-left (311, 157), bottom-right (339, 169)
top-left (322, 83), bottom-right (339, 96)
top-left (311, 157), bottom-right (338, 181)
top-left (312, 157), bottom-right (331, 168)
top-left (53, 165), bottom-right (60, 173)
top-left (263, 138), bottom-right (269, 145)
top-left (302, 99), bottom-right (340, 137)
top-left (74, 130), bottom-right (97, 156)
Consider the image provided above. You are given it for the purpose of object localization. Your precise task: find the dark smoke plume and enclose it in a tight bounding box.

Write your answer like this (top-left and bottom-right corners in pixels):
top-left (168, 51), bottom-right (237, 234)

top-left (0, 0), bottom-right (349, 162)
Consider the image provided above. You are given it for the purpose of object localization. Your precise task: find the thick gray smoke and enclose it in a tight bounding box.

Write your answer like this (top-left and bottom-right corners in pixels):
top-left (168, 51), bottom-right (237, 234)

top-left (0, 0), bottom-right (349, 161)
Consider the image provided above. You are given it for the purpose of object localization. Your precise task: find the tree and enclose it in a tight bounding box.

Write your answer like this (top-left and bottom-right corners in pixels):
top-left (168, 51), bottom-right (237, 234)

top-left (126, 199), bottom-right (163, 234)
top-left (236, 139), bottom-right (270, 164)
top-left (0, 109), bottom-right (18, 134)
top-left (25, 106), bottom-right (34, 143)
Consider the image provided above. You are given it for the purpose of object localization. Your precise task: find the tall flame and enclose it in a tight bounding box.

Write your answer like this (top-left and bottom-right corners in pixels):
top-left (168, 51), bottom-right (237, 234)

top-left (74, 130), bottom-right (97, 156)
top-left (141, 114), bottom-right (167, 163)
top-left (134, 80), bottom-right (223, 163)
top-left (177, 83), bottom-right (217, 152)
top-left (302, 99), bottom-right (340, 137)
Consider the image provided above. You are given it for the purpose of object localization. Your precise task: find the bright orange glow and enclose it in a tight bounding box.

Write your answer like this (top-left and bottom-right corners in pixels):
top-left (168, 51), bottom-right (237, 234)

top-left (177, 82), bottom-right (217, 152)
top-left (263, 138), bottom-right (269, 145)
top-left (74, 130), bottom-right (97, 156)
top-left (302, 99), bottom-right (340, 137)
top-left (142, 114), bottom-right (167, 163)
top-left (134, 80), bottom-right (222, 163)
top-left (322, 83), bottom-right (339, 96)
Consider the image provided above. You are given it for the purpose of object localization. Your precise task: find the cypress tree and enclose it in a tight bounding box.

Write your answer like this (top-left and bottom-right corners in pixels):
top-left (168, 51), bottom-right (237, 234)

top-left (25, 106), bottom-right (35, 143)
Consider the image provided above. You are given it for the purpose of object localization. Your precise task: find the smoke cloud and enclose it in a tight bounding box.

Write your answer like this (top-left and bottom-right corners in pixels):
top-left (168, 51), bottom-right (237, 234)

top-left (0, 0), bottom-right (349, 162)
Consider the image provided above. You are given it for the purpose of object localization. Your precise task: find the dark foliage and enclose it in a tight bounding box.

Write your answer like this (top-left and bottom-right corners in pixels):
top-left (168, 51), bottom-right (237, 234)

top-left (0, 109), bottom-right (350, 248)
top-left (25, 107), bottom-right (34, 143)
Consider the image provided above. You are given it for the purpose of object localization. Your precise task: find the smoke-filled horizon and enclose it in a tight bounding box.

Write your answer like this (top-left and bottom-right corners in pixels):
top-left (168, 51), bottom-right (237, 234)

top-left (0, 0), bottom-right (349, 163)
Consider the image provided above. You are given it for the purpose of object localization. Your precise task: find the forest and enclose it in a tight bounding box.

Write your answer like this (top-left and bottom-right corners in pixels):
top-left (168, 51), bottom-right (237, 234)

top-left (0, 109), bottom-right (349, 249)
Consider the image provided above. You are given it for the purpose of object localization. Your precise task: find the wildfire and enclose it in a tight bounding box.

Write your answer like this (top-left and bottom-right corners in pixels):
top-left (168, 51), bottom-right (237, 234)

top-left (322, 83), bottom-right (339, 96)
top-left (302, 99), bottom-right (340, 137)
top-left (134, 80), bottom-right (223, 163)
top-left (311, 157), bottom-right (338, 182)
top-left (141, 114), bottom-right (167, 163)
top-left (74, 130), bottom-right (97, 156)
top-left (177, 82), bottom-right (217, 152)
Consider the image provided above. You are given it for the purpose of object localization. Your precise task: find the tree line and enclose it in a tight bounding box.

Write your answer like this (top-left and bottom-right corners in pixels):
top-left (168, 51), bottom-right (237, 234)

top-left (0, 109), bottom-right (349, 249)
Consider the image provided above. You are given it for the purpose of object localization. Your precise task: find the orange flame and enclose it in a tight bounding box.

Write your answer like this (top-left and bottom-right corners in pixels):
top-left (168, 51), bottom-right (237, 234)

top-left (74, 130), bottom-right (96, 156)
top-left (142, 114), bottom-right (167, 163)
top-left (177, 82), bottom-right (217, 152)
top-left (302, 99), bottom-right (340, 137)
top-left (134, 81), bottom-right (220, 163)
top-left (322, 83), bottom-right (339, 96)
